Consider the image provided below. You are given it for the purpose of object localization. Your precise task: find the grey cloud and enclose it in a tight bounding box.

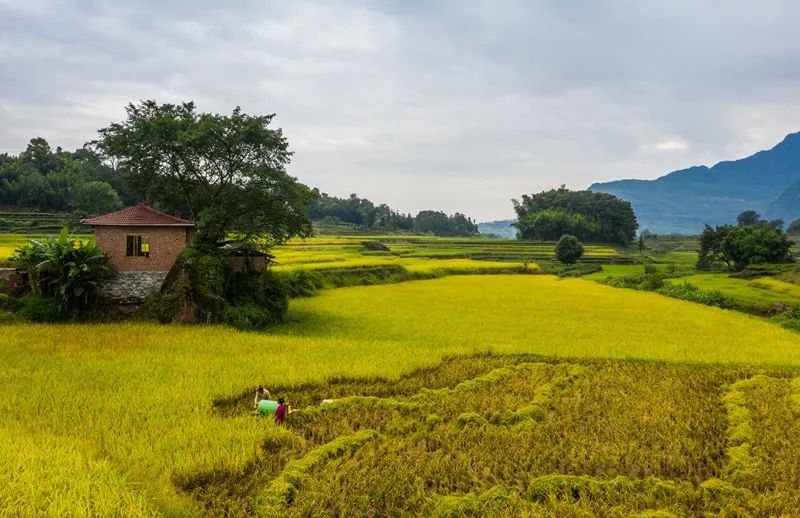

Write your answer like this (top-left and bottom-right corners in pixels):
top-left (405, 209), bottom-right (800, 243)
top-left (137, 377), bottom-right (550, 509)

top-left (2, 0), bottom-right (800, 220)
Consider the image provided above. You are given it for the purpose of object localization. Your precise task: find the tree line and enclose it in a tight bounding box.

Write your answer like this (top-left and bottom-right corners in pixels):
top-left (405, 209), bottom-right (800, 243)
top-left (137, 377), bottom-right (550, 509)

top-left (0, 138), bottom-right (133, 216)
top-left (0, 103), bottom-right (478, 240)
top-left (308, 192), bottom-right (479, 236)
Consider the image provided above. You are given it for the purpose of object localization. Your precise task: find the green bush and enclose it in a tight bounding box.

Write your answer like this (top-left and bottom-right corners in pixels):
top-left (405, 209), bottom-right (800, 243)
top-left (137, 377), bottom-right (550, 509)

top-left (16, 294), bottom-right (64, 322)
top-left (604, 271), bottom-right (664, 291)
top-left (221, 303), bottom-right (277, 330)
top-left (12, 228), bottom-right (112, 316)
top-left (158, 246), bottom-right (289, 329)
top-left (554, 235), bottom-right (584, 264)
top-left (656, 282), bottom-right (734, 309)
top-left (0, 293), bottom-right (22, 312)
top-left (284, 270), bottom-right (324, 297)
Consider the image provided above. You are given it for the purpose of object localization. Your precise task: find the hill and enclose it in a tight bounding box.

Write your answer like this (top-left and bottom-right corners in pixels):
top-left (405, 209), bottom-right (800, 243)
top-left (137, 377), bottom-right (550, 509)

top-left (590, 132), bottom-right (800, 233)
top-left (768, 179), bottom-right (800, 223)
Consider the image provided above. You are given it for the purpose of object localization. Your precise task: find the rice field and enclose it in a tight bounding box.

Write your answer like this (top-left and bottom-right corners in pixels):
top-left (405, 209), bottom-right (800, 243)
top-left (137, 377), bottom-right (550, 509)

top-left (5, 276), bottom-right (800, 516)
top-left (271, 235), bottom-right (628, 273)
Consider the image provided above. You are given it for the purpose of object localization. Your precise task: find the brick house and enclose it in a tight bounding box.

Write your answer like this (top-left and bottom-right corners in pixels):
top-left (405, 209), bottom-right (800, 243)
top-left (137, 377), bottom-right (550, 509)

top-left (81, 203), bottom-right (195, 272)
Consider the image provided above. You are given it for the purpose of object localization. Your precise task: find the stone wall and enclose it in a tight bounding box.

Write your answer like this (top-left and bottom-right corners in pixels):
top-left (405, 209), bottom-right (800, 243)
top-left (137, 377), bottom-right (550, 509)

top-left (98, 271), bottom-right (168, 305)
top-left (0, 268), bottom-right (25, 295)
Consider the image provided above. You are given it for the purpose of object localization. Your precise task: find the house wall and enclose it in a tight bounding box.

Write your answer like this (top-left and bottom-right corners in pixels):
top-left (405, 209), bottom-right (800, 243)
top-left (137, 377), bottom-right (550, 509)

top-left (94, 226), bottom-right (192, 272)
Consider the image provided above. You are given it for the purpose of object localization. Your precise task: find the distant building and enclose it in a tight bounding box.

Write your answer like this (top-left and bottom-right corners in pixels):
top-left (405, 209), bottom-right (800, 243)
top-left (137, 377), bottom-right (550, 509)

top-left (81, 203), bottom-right (195, 272)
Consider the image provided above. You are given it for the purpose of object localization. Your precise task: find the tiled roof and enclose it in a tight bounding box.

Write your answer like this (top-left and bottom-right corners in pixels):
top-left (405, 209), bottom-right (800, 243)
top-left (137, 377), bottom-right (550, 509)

top-left (81, 203), bottom-right (195, 227)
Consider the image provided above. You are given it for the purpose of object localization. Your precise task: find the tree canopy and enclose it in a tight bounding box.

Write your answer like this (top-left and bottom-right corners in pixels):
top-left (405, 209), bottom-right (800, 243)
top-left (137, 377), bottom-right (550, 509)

top-left (698, 223), bottom-right (794, 270)
top-left (308, 192), bottom-right (478, 236)
top-left (93, 100), bottom-right (316, 245)
top-left (414, 210), bottom-right (478, 237)
top-left (735, 210), bottom-right (783, 230)
top-left (308, 192), bottom-right (415, 231)
top-left (0, 138), bottom-right (128, 215)
top-left (512, 187), bottom-right (637, 245)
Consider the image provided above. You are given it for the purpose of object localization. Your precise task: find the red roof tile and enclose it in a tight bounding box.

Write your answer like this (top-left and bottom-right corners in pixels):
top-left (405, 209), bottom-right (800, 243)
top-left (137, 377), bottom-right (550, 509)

top-left (81, 203), bottom-right (195, 227)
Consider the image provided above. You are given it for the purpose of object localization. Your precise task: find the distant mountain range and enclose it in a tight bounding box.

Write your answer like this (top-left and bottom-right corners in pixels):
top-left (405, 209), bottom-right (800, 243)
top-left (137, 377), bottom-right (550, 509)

top-left (589, 132), bottom-right (800, 234)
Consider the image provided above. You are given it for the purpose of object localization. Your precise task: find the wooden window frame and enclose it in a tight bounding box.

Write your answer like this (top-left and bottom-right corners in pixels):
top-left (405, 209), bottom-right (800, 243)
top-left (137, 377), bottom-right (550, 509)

top-left (125, 235), bottom-right (150, 257)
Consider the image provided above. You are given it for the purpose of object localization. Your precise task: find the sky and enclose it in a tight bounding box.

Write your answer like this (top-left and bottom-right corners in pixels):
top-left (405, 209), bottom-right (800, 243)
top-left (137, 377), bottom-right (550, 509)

top-left (2, 1), bottom-right (800, 221)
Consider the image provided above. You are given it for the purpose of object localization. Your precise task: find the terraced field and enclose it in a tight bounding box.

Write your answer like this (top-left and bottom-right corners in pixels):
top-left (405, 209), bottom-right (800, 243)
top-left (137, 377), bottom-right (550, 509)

top-left (271, 235), bottom-right (630, 272)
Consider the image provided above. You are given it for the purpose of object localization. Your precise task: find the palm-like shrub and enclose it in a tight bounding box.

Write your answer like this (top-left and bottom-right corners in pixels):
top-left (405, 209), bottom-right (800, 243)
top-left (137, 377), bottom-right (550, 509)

top-left (13, 228), bottom-right (112, 315)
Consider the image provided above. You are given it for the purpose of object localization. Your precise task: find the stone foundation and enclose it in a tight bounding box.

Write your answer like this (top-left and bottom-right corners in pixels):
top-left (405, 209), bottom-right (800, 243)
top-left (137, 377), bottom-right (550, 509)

top-left (0, 268), bottom-right (25, 295)
top-left (98, 271), bottom-right (168, 305)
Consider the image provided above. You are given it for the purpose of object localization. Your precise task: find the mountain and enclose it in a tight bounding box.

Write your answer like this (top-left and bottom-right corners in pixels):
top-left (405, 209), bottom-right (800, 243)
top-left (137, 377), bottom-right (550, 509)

top-left (768, 180), bottom-right (800, 224)
top-left (477, 220), bottom-right (516, 238)
top-left (589, 132), bottom-right (800, 234)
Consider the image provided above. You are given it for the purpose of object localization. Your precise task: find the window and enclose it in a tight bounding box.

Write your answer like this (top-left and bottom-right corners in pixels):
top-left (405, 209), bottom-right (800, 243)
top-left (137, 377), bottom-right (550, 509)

top-left (126, 235), bottom-right (150, 257)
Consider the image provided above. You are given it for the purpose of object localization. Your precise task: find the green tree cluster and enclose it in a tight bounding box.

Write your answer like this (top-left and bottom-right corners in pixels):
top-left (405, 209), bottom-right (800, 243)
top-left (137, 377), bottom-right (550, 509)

top-left (736, 210), bottom-right (783, 230)
top-left (698, 210), bottom-right (794, 270)
top-left (309, 192), bottom-right (415, 231)
top-left (308, 193), bottom-right (478, 236)
top-left (414, 210), bottom-right (478, 237)
top-left (512, 187), bottom-right (637, 245)
top-left (0, 138), bottom-right (126, 215)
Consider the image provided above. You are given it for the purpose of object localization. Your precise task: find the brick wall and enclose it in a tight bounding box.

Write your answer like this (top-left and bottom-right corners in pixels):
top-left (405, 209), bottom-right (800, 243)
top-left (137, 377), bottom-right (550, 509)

top-left (94, 226), bottom-right (192, 272)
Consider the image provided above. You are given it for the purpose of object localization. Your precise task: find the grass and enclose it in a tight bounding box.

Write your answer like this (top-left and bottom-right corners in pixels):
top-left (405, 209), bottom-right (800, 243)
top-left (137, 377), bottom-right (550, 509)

top-left (671, 274), bottom-right (800, 312)
top-left (5, 276), bottom-right (800, 515)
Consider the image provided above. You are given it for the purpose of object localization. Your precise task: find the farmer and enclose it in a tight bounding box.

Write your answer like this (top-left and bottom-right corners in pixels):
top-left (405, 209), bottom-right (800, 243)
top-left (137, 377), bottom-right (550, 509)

top-left (274, 397), bottom-right (287, 425)
top-left (253, 385), bottom-right (272, 410)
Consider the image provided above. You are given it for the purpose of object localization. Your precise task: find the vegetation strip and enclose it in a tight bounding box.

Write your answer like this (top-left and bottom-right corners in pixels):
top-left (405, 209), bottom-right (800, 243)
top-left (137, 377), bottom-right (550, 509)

top-left (293, 362), bottom-right (550, 421)
top-left (721, 375), bottom-right (771, 483)
top-left (490, 363), bottom-right (588, 425)
top-left (411, 362), bottom-right (550, 401)
top-left (428, 475), bottom-right (750, 516)
top-left (253, 429), bottom-right (379, 513)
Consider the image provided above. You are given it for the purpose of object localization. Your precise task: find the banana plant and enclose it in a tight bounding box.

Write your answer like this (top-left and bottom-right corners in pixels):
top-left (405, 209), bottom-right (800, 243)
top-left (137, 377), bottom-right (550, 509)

top-left (12, 228), bottom-right (113, 314)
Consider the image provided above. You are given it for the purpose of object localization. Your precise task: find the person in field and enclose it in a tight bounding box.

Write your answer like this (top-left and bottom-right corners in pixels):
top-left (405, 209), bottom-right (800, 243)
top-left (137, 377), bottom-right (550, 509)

top-left (274, 397), bottom-right (287, 425)
top-left (254, 385), bottom-right (272, 410)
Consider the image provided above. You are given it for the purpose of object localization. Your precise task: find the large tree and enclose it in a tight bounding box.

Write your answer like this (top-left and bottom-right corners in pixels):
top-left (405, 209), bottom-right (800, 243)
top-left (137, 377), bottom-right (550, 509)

top-left (512, 187), bottom-right (637, 245)
top-left (93, 100), bottom-right (316, 245)
top-left (697, 223), bottom-right (793, 270)
top-left (722, 225), bottom-right (793, 270)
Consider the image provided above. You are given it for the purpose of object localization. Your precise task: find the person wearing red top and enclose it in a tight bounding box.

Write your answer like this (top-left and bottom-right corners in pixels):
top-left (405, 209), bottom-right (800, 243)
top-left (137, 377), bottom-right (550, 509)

top-left (274, 397), bottom-right (287, 425)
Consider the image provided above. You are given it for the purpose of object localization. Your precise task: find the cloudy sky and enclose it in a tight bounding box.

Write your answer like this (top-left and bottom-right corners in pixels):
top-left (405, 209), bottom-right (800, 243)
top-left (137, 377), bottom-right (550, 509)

top-left (2, 1), bottom-right (800, 221)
